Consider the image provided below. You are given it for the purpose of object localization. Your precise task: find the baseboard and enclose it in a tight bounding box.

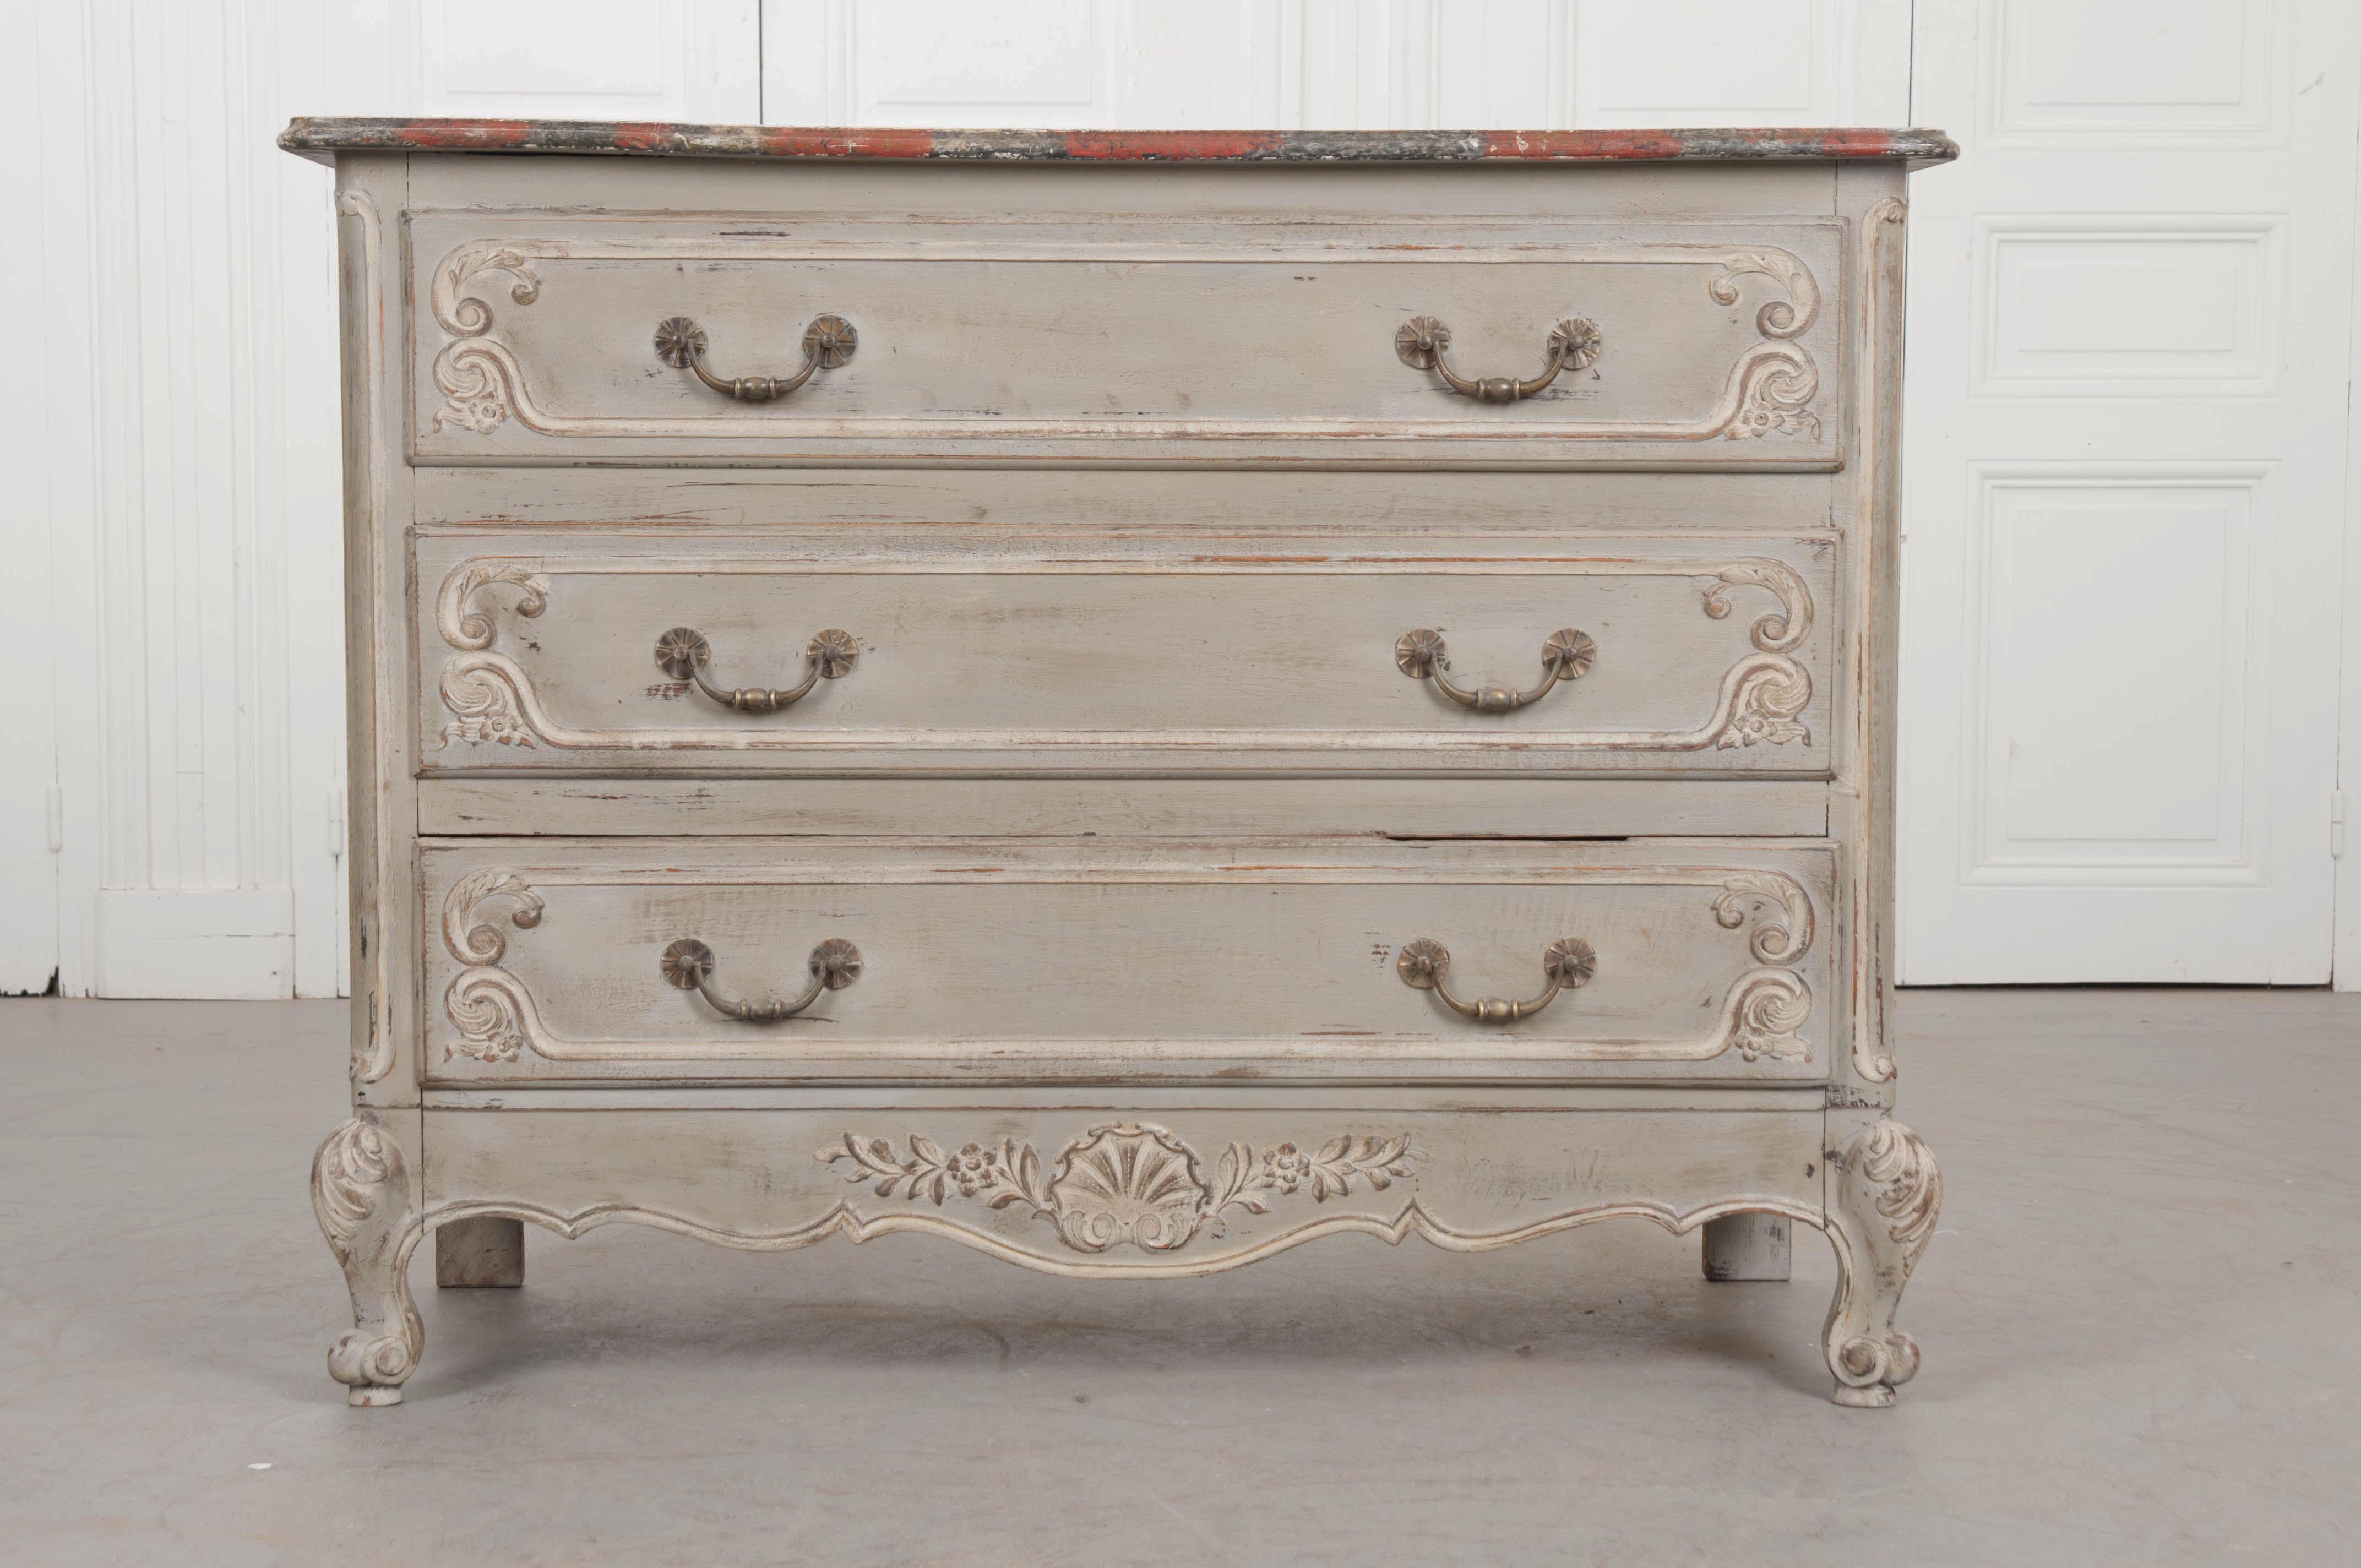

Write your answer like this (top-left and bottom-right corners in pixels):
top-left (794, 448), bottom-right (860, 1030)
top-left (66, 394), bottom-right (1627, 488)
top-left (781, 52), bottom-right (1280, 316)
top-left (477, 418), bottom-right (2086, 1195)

top-left (94, 888), bottom-right (295, 999)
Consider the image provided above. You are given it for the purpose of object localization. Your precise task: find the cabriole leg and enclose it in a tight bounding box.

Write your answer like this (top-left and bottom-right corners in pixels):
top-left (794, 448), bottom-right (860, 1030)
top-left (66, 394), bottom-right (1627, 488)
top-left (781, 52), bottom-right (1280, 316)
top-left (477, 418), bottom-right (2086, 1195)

top-left (312, 1116), bottom-right (424, 1407)
top-left (436, 1216), bottom-right (525, 1288)
top-left (1822, 1119), bottom-right (1941, 1408)
top-left (1702, 1212), bottom-right (1792, 1281)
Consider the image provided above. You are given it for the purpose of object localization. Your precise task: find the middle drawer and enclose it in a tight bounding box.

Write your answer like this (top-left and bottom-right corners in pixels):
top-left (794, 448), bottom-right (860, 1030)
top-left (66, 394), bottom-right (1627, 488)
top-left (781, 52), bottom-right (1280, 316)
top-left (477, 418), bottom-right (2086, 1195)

top-left (419, 531), bottom-right (1835, 776)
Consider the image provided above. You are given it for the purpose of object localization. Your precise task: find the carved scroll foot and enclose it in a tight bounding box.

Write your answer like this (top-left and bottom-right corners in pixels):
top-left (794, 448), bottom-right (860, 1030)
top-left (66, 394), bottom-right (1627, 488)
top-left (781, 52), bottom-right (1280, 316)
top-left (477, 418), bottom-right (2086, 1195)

top-left (312, 1117), bottom-right (425, 1407)
top-left (1822, 1119), bottom-right (1940, 1408)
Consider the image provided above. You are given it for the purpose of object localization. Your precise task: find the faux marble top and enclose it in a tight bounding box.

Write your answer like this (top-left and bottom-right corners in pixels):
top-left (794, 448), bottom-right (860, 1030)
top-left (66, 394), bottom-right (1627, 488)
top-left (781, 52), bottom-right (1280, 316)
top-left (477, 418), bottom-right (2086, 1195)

top-left (280, 118), bottom-right (1957, 167)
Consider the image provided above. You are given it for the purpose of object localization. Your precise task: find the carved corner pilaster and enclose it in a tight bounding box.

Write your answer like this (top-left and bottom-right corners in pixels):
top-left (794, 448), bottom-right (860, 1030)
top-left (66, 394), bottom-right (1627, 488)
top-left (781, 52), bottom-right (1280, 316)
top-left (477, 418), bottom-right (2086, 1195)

top-left (1821, 1118), bottom-right (1940, 1407)
top-left (312, 1115), bottom-right (425, 1406)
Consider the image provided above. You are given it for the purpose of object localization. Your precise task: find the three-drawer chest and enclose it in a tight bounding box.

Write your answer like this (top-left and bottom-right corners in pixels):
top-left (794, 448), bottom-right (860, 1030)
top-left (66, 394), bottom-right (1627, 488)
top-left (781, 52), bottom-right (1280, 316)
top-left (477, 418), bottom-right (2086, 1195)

top-left (281, 118), bottom-right (1956, 1408)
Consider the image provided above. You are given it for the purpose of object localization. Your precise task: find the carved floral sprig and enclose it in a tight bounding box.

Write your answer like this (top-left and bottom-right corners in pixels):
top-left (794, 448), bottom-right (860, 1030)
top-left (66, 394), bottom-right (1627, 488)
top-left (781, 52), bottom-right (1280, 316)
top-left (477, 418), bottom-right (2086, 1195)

top-left (1205, 1134), bottom-right (1415, 1212)
top-left (824, 1134), bottom-right (1057, 1211)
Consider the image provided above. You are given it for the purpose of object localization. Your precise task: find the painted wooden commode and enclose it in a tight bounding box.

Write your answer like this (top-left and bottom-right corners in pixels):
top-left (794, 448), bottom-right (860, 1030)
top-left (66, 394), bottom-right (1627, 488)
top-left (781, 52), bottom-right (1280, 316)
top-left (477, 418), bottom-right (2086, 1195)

top-left (281, 119), bottom-right (1956, 1407)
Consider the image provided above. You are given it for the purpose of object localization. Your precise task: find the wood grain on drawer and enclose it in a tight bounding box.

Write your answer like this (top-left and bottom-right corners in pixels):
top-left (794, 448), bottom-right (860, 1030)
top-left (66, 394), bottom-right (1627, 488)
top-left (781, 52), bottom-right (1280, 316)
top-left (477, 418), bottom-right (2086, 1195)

top-left (417, 531), bottom-right (1835, 776)
top-left (420, 839), bottom-right (1837, 1086)
top-left (405, 213), bottom-right (1846, 468)
top-left (417, 776), bottom-right (1831, 839)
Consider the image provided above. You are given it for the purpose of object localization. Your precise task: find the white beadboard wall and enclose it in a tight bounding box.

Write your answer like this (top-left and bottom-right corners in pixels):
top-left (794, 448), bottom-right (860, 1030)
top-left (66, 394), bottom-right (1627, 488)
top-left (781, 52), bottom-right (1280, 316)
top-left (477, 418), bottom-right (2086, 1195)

top-left (12, 0), bottom-right (342, 998)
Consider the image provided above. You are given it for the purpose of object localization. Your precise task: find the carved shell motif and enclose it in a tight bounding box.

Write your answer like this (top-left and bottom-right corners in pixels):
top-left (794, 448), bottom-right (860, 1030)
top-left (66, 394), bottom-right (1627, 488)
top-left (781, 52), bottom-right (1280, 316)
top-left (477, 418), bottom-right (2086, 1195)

top-left (1049, 1124), bottom-right (1211, 1254)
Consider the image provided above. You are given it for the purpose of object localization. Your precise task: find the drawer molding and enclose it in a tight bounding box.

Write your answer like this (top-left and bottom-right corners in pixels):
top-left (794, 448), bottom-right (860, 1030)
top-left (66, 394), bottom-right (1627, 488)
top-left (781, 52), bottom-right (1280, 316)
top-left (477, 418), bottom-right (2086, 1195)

top-left (431, 857), bottom-right (1819, 1070)
top-left (427, 549), bottom-right (1818, 761)
top-left (420, 230), bottom-right (1830, 454)
top-left (438, 960), bottom-right (1814, 1068)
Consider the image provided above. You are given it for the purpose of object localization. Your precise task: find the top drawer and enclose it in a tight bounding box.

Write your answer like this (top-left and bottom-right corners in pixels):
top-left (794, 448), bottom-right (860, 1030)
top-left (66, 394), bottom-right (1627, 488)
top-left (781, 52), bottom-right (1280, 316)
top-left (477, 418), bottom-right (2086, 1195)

top-left (406, 212), bottom-right (1847, 469)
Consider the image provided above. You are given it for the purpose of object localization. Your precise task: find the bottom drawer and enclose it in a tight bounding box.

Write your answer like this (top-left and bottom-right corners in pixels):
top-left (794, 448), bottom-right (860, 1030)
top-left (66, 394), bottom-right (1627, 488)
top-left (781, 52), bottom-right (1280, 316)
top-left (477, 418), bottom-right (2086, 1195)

top-left (418, 1101), bottom-right (1827, 1277)
top-left (421, 837), bottom-right (1837, 1086)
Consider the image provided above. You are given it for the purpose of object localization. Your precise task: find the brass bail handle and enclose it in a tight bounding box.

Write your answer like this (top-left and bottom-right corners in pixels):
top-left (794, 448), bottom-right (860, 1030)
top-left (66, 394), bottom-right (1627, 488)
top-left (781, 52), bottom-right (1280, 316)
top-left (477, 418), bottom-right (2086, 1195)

top-left (1396, 938), bottom-right (1596, 1023)
top-left (661, 938), bottom-right (862, 1023)
top-left (654, 626), bottom-right (858, 713)
top-left (1396, 315), bottom-right (1602, 402)
top-left (1396, 627), bottom-right (1595, 712)
top-left (654, 314), bottom-right (857, 402)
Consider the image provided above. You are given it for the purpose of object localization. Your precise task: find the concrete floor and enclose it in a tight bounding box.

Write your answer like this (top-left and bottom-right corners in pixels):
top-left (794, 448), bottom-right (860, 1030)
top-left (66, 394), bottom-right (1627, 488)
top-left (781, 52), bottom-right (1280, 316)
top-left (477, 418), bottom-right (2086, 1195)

top-left (2, 990), bottom-right (2355, 1567)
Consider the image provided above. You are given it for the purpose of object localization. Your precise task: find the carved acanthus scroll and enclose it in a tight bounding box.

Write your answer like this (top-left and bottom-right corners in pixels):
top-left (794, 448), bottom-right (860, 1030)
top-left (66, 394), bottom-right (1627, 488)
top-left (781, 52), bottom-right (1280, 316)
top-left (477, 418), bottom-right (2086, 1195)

top-left (431, 244), bottom-right (540, 434)
top-left (439, 656), bottom-right (538, 749)
top-left (436, 562), bottom-right (548, 651)
top-left (446, 968), bottom-right (532, 1064)
top-left (1701, 560), bottom-right (1813, 654)
top-left (1713, 870), bottom-right (1815, 965)
top-left (1709, 870), bottom-right (1815, 1061)
top-left (440, 870), bottom-right (545, 1063)
top-left (442, 868), bottom-right (543, 965)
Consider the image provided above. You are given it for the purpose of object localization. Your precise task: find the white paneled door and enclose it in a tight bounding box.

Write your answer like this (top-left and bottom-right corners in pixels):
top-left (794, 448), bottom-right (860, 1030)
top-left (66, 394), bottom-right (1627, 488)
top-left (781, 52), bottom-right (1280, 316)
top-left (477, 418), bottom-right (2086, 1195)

top-left (1900, 0), bottom-right (2361, 981)
top-left (761, 1), bottom-right (1911, 128)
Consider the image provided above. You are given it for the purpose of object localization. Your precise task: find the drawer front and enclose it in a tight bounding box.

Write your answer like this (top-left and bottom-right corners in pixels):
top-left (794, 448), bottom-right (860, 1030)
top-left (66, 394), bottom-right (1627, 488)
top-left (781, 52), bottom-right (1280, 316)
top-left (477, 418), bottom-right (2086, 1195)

top-left (420, 839), bottom-right (1837, 1086)
top-left (406, 212), bottom-right (1847, 468)
top-left (422, 1104), bottom-right (1824, 1277)
top-left (418, 532), bottom-right (1835, 776)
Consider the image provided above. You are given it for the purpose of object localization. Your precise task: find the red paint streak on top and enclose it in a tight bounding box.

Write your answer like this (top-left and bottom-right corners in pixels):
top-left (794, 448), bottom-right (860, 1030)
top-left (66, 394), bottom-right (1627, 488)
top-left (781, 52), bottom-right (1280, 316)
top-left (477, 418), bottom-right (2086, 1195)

top-left (393, 119), bottom-right (534, 150)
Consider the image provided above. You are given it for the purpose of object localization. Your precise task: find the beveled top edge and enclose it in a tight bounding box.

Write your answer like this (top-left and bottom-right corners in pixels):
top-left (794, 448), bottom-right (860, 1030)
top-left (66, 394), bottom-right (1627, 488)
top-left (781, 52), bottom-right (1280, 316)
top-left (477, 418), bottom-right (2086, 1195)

top-left (279, 118), bottom-right (1958, 167)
